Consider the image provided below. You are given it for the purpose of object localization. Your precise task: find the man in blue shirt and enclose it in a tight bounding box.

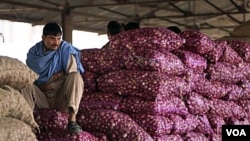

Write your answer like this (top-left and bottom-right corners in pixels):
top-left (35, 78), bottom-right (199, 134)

top-left (21, 22), bottom-right (84, 134)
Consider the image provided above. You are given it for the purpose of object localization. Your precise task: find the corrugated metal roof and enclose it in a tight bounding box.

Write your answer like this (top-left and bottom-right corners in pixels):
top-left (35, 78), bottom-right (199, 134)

top-left (0, 0), bottom-right (249, 39)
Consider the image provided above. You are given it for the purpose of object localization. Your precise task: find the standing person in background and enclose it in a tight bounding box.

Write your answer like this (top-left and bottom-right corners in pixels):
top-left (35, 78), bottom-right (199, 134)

top-left (167, 26), bottom-right (182, 34)
top-left (20, 22), bottom-right (84, 134)
top-left (124, 21), bottom-right (140, 31)
top-left (102, 20), bottom-right (124, 49)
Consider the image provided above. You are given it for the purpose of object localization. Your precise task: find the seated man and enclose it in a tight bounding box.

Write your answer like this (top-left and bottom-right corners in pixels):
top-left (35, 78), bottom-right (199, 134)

top-left (20, 22), bottom-right (84, 134)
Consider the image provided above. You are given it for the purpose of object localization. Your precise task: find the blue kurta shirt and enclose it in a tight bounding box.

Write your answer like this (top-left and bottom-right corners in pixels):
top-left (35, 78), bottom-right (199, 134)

top-left (26, 40), bottom-right (84, 85)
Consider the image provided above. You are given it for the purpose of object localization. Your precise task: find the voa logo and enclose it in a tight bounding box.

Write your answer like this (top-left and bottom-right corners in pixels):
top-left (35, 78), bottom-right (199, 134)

top-left (226, 129), bottom-right (246, 136)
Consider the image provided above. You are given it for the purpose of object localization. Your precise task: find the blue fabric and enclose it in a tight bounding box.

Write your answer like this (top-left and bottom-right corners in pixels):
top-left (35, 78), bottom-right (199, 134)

top-left (26, 40), bottom-right (84, 85)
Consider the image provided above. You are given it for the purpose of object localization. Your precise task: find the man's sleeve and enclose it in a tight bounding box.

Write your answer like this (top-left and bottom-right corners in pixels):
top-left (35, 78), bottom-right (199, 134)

top-left (66, 55), bottom-right (78, 73)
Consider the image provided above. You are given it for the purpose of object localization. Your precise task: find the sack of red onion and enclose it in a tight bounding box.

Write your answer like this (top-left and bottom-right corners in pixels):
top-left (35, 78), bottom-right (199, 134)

top-left (189, 74), bottom-right (232, 98)
top-left (209, 98), bottom-right (246, 119)
top-left (78, 109), bottom-right (153, 141)
top-left (153, 134), bottom-right (183, 141)
top-left (33, 108), bottom-right (68, 132)
top-left (168, 114), bottom-right (199, 134)
top-left (36, 128), bottom-right (102, 141)
top-left (206, 62), bottom-right (245, 84)
top-left (207, 114), bottom-right (225, 134)
top-left (119, 96), bottom-right (188, 116)
top-left (185, 92), bottom-right (211, 115)
top-left (81, 71), bottom-right (99, 93)
top-left (79, 92), bottom-right (122, 113)
top-left (237, 99), bottom-right (250, 115)
top-left (124, 49), bottom-right (186, 75)
top-left (226, 40), bottom-right (250, 63)
top-left (179, 30), bottom-right (215, 55)
top-left (194, 115), bottom-right (214, 135)
top-left (80, 48), bottom-right (127, 74)
top-left (97, 70), bottom-right (191, 101)
top-left (109, 27), bottom-right (184, 52)
top-left (129, 114), bottom-right (173, 136)
top-left (183, 131), bottom-right (209, 141)
top-left (204, 40), bottom-right (226, 64)
top-left (219, 44), bottom-right (243, 65)
top-left (173, 50), bottom-right (207, 74)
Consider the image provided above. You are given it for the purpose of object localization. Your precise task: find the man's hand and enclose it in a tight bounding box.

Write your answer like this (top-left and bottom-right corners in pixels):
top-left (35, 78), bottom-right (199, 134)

top-left (50, 71), bottom-right (65, 81)
top-left (32, 126), bottom-right (41, 134)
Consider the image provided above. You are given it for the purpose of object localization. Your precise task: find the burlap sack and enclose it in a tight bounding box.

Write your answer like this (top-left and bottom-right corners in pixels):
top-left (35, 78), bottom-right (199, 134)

top-left (0, 117), bottom-right (37, 141)
top-left (229, 20), bottom-right (250, 37)
top-left (0, 85), bottom-right (39, 130)
top-left (0, 56), bottom-right (38, 90)
top-left (217, 36), bottom-right (250, 44)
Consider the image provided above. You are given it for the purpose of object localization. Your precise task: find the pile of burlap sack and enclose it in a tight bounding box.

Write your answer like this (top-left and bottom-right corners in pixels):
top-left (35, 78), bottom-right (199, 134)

top-left (0, 56), bottom-right (39, 141)
top-left (218, 20), bottom-right (250, 43)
